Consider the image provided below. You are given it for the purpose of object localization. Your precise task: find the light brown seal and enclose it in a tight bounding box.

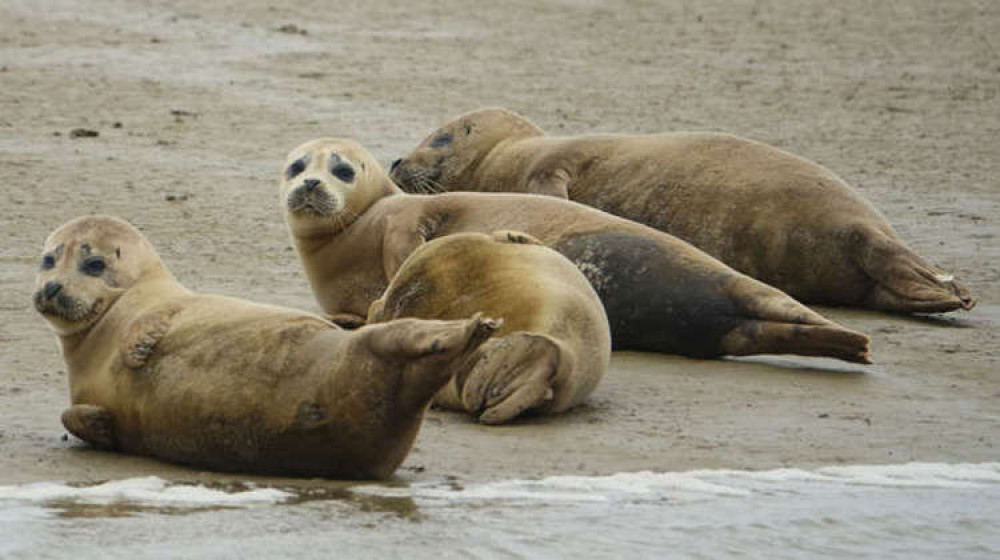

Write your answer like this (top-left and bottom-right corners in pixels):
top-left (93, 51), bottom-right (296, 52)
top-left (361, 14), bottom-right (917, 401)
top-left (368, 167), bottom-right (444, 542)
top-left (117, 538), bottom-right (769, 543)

top-left (390, 108), bottom-right (975, 314)
top-left (367, 231), bottom-right (611, 424)
top-left (33, 215), bottom-right (498, 479)
top-left (280, 137), bottom-right (872, 364)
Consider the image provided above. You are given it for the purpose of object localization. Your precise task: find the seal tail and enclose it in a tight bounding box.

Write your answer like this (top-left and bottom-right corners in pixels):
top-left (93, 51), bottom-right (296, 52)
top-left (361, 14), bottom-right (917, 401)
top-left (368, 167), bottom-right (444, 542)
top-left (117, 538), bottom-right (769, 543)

top-left (851, 224), bottom-right (976, 313)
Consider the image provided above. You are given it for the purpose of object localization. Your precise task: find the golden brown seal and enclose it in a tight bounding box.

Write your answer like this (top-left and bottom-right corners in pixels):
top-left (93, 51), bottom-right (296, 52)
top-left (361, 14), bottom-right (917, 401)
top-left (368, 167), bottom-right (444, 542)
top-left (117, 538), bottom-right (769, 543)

top-left (33, 215), bottom-right (498, 479)
top-left (390, 108), bottom-right (975, 314)
top-left (368, 231), bottom-right (611, 424)
top-left (280, 137), bottom-right (871, 364)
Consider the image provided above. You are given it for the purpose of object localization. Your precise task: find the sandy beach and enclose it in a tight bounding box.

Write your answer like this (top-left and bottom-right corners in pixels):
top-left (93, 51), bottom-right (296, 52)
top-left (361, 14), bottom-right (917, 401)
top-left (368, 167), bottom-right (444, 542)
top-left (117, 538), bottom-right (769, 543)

top-left (1, 0), bottom-right (997, 490)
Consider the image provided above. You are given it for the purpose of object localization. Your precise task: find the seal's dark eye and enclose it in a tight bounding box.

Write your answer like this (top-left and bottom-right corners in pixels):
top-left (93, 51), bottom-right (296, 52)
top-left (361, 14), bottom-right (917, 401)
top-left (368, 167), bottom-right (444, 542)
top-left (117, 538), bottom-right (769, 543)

top-left (40, 255), bottom-right (55, 270)
top-left (331, 163), bottom-right (355, 183)
top-left (285, 158), bottom-right (307, 180)
top-left (430, 133), bottom-right (453, 148)
top-left (81, 257), bottom-right (107, 276)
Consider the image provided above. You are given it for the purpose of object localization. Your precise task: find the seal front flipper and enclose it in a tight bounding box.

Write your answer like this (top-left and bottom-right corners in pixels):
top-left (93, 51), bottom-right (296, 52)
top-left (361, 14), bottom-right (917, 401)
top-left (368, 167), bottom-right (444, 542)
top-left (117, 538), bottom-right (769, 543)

top-left (120, 308), bottom-right (176, 369)
top-left (525, 168), bottom-right (571, 198)
top-left (62, 404), bottom-right (116, 449)
top-left (382, 214), bottom-right (427, 279)
top-left (382, 210), bottom-right (452, 279)
top-left (850, 224), bottom-right (976, 313)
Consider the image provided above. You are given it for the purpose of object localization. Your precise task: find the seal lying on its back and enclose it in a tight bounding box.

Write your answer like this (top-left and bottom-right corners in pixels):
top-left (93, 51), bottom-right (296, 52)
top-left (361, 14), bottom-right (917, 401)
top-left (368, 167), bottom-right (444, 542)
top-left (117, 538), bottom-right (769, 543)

top-left (33, 216), bottom-right (497, 479)
top-left (368, 231), bottom-right (611, 424)
top-left (281, 137), bottom-right (871, 364)
top-left (390, 108), bottom-right (975, 314)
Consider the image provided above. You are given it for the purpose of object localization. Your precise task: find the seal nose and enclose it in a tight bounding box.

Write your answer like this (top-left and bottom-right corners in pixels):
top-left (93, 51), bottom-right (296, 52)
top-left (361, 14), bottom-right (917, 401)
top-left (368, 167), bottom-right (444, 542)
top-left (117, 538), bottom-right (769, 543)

top-left (303, 179), bottom-right (321, 192)
top-left (390, 158), bottom-right (402, 173)
top-left (43, 281), bottom-right (62, 300)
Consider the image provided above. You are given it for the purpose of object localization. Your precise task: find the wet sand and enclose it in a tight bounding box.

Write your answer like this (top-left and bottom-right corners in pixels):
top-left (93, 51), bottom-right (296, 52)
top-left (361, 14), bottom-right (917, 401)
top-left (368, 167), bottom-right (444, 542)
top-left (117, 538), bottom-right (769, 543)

top-left (1, 0), bottom-right (997, 486)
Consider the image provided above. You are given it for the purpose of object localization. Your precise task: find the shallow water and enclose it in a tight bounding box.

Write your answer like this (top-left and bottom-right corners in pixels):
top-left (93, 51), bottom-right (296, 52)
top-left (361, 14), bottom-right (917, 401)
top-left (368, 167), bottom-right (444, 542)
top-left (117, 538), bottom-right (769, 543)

top-left (1, 463), bottom-right (998, 559)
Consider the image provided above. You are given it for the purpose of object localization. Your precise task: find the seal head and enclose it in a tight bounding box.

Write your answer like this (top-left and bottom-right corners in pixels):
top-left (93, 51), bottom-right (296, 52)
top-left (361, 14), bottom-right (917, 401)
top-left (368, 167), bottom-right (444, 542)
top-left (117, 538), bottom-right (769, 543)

top-left (390, 108), bottom-right (542, 193)
top-left (280, 138), bottom-right (398, 238)
top-left (34, 216), bottom-right (166, 336)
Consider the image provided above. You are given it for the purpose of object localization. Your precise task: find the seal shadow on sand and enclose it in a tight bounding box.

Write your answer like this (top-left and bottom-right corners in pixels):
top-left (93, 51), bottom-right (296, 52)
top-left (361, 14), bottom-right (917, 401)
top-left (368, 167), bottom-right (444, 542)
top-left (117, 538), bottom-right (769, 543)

top-left (699, 303), bottom-right (995, 374)
top-left (616, 350), bottom-right (876, 377)
top-left (813, 304), bottom-right (994, 330)
top-left (892, 306), bottom-right (995, 329)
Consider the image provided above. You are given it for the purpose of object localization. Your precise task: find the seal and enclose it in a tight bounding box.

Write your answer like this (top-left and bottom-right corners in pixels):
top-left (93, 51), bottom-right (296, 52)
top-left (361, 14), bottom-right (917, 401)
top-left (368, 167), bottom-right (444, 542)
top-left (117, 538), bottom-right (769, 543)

top-left (33, 215), bottom-right (498, 479)
top-left (390, 108), bottom-right (976, 314)
top-left (367, 231), bottom-right (611, 424)
top-left (280, 137), bottom-right (872, 364)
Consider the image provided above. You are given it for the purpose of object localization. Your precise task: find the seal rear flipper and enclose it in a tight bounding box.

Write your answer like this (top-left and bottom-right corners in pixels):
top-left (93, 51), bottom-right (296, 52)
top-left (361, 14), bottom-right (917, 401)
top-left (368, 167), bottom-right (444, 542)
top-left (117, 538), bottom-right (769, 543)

top-left (62, 404), bottom-right (117, 449)
top-left (851, 224), bottom-right (976, 313)
top-left (719, 321), bottom-right (872, 364)
top-left (459, 332), bottom-right (563, 425)
top-left (365, 314), bottom-right (500, 360)
top-left (728, 279), bottom-right (835, 328)
top-left (365, 315), bottom-right (500, 412)
top-left (555, 230), bottom-right (867, 361)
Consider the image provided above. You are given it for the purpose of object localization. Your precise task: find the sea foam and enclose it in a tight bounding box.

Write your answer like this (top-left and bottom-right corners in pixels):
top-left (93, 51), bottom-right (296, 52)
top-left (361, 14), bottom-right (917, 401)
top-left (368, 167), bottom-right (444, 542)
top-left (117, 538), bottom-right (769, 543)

top-left (354, 462), bottom-right (1000, 503)
top-left (2, 462), bottom-right (998, 508)
top-left (0, 476), bottom-right (291, 506)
